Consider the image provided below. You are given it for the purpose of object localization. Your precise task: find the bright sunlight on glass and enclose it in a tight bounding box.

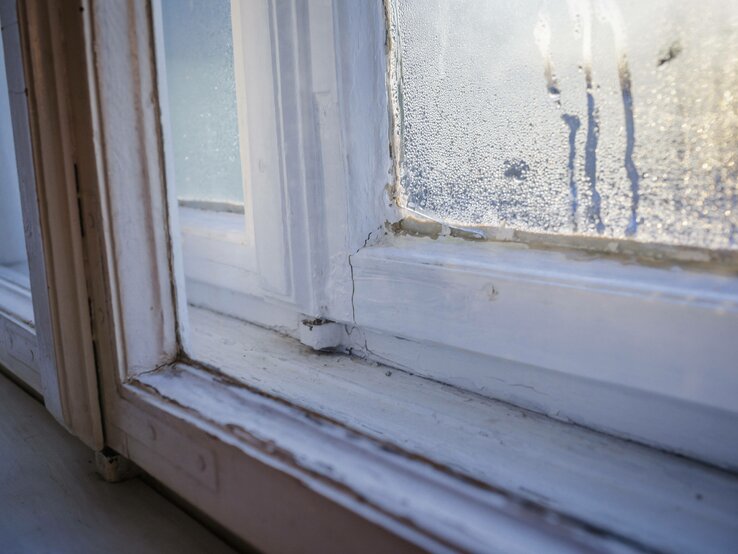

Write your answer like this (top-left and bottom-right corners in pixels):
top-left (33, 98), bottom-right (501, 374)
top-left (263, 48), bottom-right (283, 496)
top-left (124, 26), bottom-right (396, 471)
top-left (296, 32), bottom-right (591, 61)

top-left (389, 0), bottom-right (738, 249)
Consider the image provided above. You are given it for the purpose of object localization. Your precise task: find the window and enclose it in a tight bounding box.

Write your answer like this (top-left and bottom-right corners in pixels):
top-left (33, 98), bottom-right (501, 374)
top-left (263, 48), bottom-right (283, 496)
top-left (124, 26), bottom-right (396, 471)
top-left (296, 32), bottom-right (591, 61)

top-left (151, 0), bottom-right (738, 471)
top-left (368, 0), bottom-right (738, 468)
top-left (389, 0), bottom-right (738, 248)
top-left (10, 1), bottom-right (737, 551)
top-left (0, 0), bottom-right (102, 445)
top-left (159, 0), bottom-right (256, 325)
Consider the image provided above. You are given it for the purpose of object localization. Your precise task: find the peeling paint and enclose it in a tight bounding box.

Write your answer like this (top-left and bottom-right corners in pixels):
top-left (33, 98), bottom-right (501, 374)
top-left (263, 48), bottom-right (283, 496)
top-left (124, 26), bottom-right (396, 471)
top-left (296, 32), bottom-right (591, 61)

top-left (393, 213), bottom-right (738, 272)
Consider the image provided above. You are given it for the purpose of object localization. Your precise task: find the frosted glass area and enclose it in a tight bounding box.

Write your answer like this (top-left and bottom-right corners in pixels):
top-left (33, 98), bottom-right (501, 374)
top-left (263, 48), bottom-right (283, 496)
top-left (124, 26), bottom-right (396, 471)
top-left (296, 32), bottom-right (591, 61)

top-left (0, 25), bottom-right (30, 281)
top-left (161, 0), bottom-right (244, 207)
top-left (390, 0), bottom-right (738, 249)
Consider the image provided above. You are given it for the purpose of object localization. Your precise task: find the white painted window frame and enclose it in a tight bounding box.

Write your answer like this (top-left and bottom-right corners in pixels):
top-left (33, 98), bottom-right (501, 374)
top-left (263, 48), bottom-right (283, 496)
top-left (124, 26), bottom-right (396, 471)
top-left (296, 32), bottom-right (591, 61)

top-left (347, 0), bottom-right (738, 468)
top-left (64, 1), bottom-right (639, 550)
top-left (160, 0), bottom-right (738, 469)
top-left (16, 0), bottom-right (737, 551)
top-left (1, 0), bottom-right (103, 452)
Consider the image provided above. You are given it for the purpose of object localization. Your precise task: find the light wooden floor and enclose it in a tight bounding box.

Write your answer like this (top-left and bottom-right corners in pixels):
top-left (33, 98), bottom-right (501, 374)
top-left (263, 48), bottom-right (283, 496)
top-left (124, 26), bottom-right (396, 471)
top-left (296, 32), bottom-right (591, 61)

top-left (0, 371), bottom-right (238, 554)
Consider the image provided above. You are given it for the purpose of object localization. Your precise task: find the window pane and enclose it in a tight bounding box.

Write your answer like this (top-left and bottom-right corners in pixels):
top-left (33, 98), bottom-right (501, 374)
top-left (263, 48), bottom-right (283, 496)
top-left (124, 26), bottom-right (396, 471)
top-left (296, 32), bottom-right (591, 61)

top-left (390, 0), bottom-right (738, 249)
top-left (0, 26), bottom-right (30, 288)
top-left (158, 0), bottom-right (254, 334)
top-left (161, 0), bottom-right (244, 209)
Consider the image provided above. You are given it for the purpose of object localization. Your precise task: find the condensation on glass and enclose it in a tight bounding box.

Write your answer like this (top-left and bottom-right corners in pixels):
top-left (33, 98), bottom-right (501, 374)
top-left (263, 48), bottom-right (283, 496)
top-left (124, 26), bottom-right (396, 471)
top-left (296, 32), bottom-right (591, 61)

top-left (389, 0), bottom-right (738, 250)
top-left (0, 23), bottom-right (31, 287)
top-left (160, 0), bottom-right (244, 209)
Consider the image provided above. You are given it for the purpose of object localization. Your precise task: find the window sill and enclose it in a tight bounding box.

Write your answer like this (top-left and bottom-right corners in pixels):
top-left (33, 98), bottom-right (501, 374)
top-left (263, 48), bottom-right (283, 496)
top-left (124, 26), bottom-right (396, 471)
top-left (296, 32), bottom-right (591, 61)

top-left (349, 235), bottom-right (738, 469)
top-left (116, 306), bottom-right (738, 553)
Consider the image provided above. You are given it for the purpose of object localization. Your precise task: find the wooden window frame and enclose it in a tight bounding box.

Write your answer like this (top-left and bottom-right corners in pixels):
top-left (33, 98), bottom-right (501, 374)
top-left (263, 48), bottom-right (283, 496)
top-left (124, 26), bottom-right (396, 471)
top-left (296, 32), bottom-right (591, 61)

top-left (1, 0), bottom-right (103, 450)
top-left (9, 0), bottom-right (738, 551)
top-left (167, 0), bottom-right (738, 469)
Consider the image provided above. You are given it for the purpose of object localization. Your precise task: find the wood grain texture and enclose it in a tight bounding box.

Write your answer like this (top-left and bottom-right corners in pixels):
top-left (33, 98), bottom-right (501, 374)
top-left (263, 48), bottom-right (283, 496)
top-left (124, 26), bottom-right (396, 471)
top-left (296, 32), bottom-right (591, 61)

top-left (187, 306), bottom-right (738, 554)
top-left (8, 0), bottom-right (105, 447)
top-left (350, 236), bottom-right (738, 469)
top-left (0, 372), bottom-right (235, 554)
top-left (0, 0), bottom-right (61, 419)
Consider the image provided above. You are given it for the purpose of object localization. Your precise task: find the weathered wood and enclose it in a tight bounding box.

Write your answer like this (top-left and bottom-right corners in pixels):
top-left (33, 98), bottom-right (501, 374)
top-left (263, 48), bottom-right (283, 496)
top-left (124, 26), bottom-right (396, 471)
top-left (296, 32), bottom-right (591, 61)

top-left (185, 306), bottom-right (738, 554)
top-left (6, 0), bottom-right (103, 447)
top-left (351, 235), bottom-right (738, 469)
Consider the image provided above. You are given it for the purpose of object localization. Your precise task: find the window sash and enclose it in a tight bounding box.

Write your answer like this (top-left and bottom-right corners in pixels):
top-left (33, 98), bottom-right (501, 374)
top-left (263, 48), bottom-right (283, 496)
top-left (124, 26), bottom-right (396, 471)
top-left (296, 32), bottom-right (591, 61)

top-left (157, 0), bottom-right (738, 468)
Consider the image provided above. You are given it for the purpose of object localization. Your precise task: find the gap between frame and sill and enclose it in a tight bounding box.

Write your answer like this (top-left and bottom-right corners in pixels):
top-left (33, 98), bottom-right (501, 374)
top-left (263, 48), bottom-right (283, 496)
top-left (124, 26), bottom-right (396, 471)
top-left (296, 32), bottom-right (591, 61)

top-left (124, 305), bottom-right (738, 554)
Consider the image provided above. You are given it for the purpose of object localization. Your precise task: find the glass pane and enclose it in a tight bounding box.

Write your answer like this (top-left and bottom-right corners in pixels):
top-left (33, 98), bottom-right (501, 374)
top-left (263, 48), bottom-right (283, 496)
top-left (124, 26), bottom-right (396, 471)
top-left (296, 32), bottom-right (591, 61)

top-left (161, 0), bottom-right (244, 209)
top-left (390, 0), bottom-right (738, 249)
top-left (0, 24), bottom-right (30, 289)
top-left (158, 0), bottom-right (253, 333)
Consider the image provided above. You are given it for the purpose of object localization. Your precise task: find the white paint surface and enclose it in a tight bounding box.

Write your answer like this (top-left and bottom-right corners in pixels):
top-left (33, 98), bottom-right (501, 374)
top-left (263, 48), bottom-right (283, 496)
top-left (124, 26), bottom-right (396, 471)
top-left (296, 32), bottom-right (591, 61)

top-left (185, 306), bottom-right (738, 554)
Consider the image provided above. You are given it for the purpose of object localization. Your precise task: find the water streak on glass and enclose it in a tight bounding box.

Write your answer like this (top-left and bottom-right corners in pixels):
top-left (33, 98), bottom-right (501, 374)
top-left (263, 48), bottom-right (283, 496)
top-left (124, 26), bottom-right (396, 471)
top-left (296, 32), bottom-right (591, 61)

top-left (161, 0), bottom-right (244, 208)
top-left (389, 0), bottom-right (738, 249)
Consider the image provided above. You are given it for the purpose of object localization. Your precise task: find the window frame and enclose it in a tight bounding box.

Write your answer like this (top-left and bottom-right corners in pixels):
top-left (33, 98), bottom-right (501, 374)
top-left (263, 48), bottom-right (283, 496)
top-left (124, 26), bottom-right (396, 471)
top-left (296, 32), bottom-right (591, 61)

top-left (70, 1), bottom-right (451, 550)
top-left (340, 0), bottom-right (738, 469)
top-left (167, 0), bottom-right (738, 469)
top-left (2, 0), bottom-right (104, 449)
top-left (5, 0), bottom-right (105, 448)
top-left (350, 236), bottom-right (738, 466)
top-left (64, 1), bottom-right (653, 550)
top-left (24, 0), bottom-right (738, 551)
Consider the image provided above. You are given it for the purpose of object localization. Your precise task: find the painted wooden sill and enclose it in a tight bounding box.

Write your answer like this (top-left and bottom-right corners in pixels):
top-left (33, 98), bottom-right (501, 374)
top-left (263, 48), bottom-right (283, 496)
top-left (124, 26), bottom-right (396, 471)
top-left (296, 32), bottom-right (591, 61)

top-left (350, 236), bottom-right (738, 470)
top-left (125, 307), bottom-right (738, 553)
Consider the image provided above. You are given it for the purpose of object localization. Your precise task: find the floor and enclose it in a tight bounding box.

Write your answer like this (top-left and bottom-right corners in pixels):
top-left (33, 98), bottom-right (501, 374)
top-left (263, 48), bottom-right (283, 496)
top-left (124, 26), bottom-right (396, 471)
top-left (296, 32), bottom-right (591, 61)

top-left (0, 371), bottom-right (238, 554)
